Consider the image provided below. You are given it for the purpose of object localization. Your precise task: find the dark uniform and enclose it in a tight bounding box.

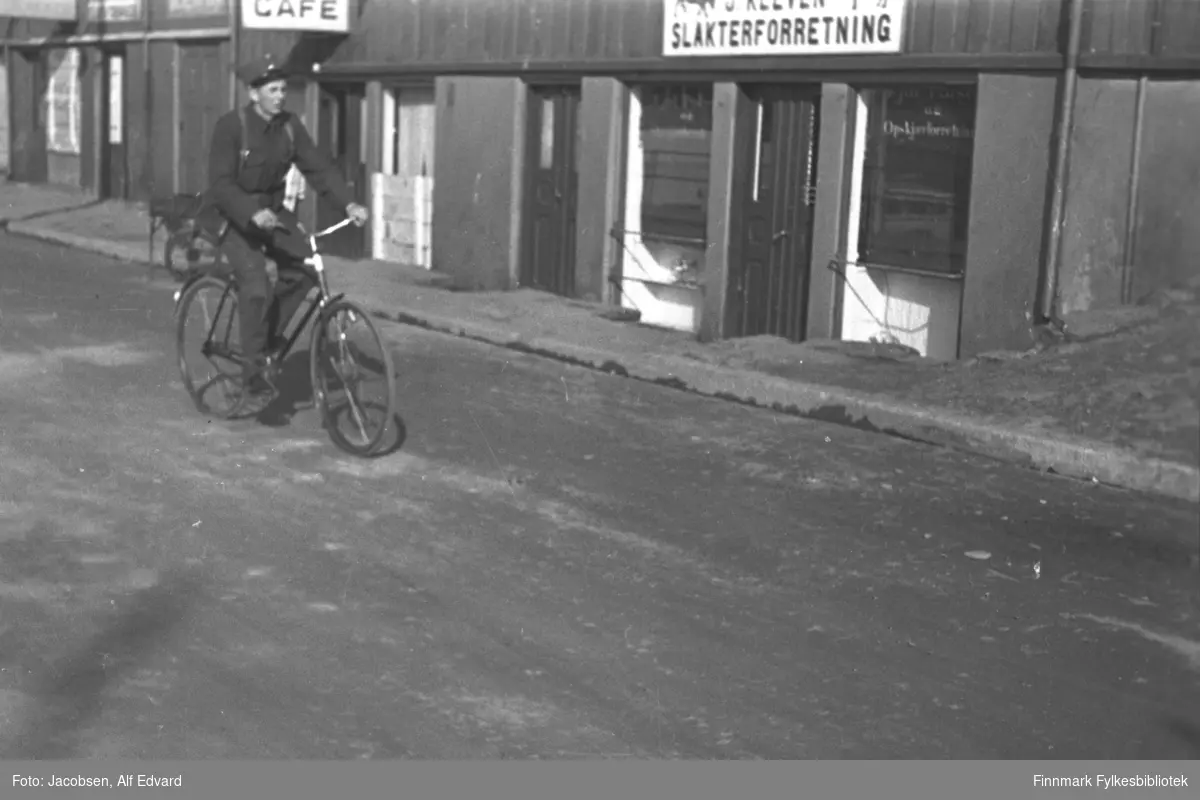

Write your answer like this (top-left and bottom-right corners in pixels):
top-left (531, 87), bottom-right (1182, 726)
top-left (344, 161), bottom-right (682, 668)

top-left (205, 56), bottom-right (357, 387)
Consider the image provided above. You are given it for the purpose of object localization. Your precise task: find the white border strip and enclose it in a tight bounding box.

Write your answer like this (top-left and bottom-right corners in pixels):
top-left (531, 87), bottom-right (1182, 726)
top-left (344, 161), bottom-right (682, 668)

top-left (5, 27), bottom-right (230, 46)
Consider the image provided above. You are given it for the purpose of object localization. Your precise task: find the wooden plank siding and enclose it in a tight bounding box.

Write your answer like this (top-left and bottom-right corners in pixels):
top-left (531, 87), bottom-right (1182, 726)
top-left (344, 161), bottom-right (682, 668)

top-left (0, 0), bottom-right (1194, 69)
top-left (301, 0), bottom-right (1070, 70)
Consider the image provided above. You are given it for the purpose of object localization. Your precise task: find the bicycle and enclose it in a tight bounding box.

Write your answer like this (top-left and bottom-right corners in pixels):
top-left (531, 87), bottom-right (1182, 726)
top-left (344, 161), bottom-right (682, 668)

top-left (172, 217), bottom-right (398, 457)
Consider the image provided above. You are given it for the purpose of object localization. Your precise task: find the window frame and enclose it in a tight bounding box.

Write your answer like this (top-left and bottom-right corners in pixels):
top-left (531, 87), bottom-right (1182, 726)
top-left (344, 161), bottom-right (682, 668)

top-left (850, 82), bottom-right (978, 280)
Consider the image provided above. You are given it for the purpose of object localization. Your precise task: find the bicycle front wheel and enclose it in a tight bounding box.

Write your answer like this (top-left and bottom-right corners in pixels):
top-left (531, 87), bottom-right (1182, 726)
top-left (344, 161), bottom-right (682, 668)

top-left (176, 274), bottom-right (244, 419)
top-left (309, 299), bottom-right (397, 457)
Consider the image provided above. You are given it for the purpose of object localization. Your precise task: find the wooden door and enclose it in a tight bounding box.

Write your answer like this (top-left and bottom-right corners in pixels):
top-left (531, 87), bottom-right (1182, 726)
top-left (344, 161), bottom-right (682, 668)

top-left (9, 50), bottom-right (48, 184)
top-left (316, 83), bottom-right (367, 259)
top-left (521, 86), bottom-right (581, 297)
top-left (177, 41), bottom-right (225, 195)
top-left (731, 86), bottom-right (820, 342)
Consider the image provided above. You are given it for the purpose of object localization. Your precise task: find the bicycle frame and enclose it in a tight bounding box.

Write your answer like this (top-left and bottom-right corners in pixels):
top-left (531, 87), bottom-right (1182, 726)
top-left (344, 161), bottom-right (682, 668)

top-left (173, 217), bottom-right (354, 307)
top-left (173, 217), bottom-right (357, 368)
top-left (264, 217), bottom-right (355, 363)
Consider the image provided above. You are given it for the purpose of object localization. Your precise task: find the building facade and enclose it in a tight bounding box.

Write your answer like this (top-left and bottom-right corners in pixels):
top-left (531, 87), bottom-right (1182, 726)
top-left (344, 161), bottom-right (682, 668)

top-left (4, 0), bottom-right (1199, 359)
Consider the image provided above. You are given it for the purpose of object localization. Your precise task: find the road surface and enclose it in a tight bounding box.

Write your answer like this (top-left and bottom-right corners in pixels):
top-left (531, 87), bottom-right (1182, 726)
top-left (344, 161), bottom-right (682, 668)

top-left (0, 235), bottom-right (1198, 760)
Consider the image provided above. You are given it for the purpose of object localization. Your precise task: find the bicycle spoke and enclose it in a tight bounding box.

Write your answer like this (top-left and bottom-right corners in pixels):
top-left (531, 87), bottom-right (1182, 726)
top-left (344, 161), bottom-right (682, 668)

top-left (178, 277), bottom-right (244, 421)
top-left (198, 291), bottom-right (213, 331)
top-left (195, 371), bottom-right (237, 406)
top-left (310, 299), bottom-right (396, 458)
top-left (326, 351), bottom-right (371, 445)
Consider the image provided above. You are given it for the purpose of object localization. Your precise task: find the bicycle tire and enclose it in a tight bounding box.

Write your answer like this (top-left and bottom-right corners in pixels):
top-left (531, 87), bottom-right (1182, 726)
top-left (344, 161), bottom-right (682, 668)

top-left (309, 298), bottom-right (397, 457)
top-left (175, 274), bottom-right (245, 420)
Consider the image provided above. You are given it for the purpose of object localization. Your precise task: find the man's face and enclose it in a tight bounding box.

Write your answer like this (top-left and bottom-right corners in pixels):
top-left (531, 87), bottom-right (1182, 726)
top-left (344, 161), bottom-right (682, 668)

top-left (249, 79), bottom-right (288, 117)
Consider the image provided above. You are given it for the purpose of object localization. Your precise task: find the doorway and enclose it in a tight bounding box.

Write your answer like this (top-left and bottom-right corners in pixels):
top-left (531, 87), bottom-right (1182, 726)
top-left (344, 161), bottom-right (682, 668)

top-left (730, 85), bottom-right (820, 342)
top-left (521, 85), bottom-right (581, 297)
top-left (9, 49), bottom-right (48, 184)
top-left (316, 82), bottom-right (367, 259)
top-left (100, 50), bottom-right (127, 199)
top-left (177, 41), bottom-right (224, 195)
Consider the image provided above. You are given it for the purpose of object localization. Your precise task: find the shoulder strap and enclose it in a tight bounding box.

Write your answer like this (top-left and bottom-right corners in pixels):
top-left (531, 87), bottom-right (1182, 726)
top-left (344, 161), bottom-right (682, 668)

top-left (237, 106), bottom-right (251, 179)
top-left (284, 117), bottom-right (296, 161)
top-left (234, 108), bottom-right (296, 177)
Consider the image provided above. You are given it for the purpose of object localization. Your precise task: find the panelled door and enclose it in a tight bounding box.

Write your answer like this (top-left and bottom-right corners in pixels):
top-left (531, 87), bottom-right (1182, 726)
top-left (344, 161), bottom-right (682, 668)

top-left (316, 82), bottom-right (367, 259)
top-left (177, 41), bottom-right (225, 195)
top-left (522, 86), bottom-right (581, 297)
top-left (730, 86), bottom-right (820, 342)
top-left (9, 50), bottom-right (48, 184)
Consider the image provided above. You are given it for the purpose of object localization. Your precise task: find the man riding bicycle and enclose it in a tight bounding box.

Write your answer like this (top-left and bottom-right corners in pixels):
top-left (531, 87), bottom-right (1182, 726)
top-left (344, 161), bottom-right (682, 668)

top-left (204, 55), bottom-right (369, 408)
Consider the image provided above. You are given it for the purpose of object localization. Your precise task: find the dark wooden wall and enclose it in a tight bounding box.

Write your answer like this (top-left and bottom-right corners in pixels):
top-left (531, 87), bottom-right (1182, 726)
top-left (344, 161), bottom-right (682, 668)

top-left (7, 0), bottom-right (1195, 71)
top-left (959, 72), bottom-right (1058, 356)
top-left (904, 0), bottom-right (1065, 55)
top-left (1129, 80), bottom-right (1200, 300)
top-left (123, 41), bottom-right (152, 202)
top-left (431, 76), bottom-right (527, 290)
top-left (228, 0), bottom-right (1200, 78)
top-left (1057, 77), bottom-right (1137, 315)
top-left (1081, 0), bottom-right (1200, 58)
top-left (319, 0), bottom-right (1071, 66)
top-left (7, 48), bottom-right (48, 183)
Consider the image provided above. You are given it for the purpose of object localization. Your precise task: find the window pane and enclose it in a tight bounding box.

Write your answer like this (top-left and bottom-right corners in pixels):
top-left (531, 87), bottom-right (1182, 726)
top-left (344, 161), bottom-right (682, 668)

top-left (753, 98), bottom-right (773, 203)
top-left (856, 85), bottom-right (976, 275)
top-left (634, 84), bottom-right (712, 278)
top-left (539, 97), bottom-right (555, 169)
top-left (108, 54), bottom-right (123, 145)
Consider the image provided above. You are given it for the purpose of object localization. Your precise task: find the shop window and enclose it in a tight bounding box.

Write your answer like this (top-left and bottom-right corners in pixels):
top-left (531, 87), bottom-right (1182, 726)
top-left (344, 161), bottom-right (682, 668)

top-left (855, 85), bottom-right (976, 276)
top-left (622, 84), bottom-right (713, 288)
top-left (45, 48), bottom-right (81, 156)
top-left (383, 85), bottom-right (436, 178)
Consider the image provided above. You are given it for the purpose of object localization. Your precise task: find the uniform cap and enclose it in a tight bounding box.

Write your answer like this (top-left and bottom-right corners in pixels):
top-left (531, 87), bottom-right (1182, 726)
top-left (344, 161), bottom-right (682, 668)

top-left (237, 56), bottom-right (288, 88)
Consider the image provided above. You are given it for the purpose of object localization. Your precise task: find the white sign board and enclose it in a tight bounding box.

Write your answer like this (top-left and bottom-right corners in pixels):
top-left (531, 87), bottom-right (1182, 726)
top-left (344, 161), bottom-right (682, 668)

top-left (242, 0), bottom-right (352, 34)
top-left (88, 0), bottom-right (144, 23)
top-left (168, 0), bottom-right (228, 16)
top-left (0, 0), bottom-right (77, 20)
top-left (664, 0), bottom-right (905, 57)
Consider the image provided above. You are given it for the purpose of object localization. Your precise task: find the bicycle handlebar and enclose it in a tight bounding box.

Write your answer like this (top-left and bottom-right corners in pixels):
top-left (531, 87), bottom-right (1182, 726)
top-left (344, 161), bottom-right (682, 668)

top-left (253, 216), bottom-right (357, 241)
top-left (312, 218), bottom-right (355, 239)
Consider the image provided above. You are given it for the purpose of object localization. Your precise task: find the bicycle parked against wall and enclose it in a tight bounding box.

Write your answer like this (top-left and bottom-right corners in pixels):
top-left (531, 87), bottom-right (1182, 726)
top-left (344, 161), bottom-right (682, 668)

top-left (172, 218), bottom-right (398, 457)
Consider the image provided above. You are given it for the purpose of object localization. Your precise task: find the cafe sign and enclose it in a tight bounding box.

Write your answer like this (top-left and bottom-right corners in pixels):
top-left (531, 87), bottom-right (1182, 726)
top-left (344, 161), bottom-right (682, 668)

top-left (664, 0), bottom-right (905, 57)
top-left (242, 0), bottom-right (353, 33)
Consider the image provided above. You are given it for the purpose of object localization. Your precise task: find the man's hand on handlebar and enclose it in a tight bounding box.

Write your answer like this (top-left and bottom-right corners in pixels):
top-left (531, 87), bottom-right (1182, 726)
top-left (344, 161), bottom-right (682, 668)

top-left (251, 208), bottom-right (284, 231)
top-left (345, 203), bottom-right (369, 228)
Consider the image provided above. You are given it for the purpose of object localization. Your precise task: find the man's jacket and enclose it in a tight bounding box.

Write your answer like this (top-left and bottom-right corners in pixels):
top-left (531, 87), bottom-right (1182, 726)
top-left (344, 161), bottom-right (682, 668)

top-left (206, 103), bottom-right (356, 235)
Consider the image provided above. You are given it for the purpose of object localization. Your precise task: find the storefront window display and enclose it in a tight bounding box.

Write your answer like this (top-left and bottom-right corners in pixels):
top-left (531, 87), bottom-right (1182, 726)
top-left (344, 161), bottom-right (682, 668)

top-left (45, 48), bottom-right (81, 156)
top-left (619, 84), bottom-right (713, 331)
top-left (855, 85), bottom-right (976, 275)
top-left (840, 84), bottom-right (976, 360)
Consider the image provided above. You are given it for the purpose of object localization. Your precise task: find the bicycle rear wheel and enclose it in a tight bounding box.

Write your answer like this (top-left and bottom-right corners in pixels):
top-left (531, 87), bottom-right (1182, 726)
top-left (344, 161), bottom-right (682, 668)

top-left (175, 275), bottom-right (245, 419)
top-left (309, 299), bottom-right (397, 457)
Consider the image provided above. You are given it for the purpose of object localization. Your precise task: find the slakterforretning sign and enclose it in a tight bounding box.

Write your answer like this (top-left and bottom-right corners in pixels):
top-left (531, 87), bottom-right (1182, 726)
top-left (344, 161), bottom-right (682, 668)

top-left (663, 0), bottom-right (906, 57)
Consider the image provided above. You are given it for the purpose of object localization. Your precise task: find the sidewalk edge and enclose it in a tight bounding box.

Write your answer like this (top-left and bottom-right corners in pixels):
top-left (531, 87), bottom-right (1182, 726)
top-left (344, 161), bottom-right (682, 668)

top-left (12, 220), bottom-right (1198, 506)
top-left (371, 304), bottom-right (1198, 504)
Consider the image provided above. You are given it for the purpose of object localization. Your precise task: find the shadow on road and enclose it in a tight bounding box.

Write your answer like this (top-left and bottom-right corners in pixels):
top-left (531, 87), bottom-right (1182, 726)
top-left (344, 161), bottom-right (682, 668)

top-left (1, 566), bottom-right (209, 760)
top-left (1162, 716), bottom-right (1200, 758)
top-left (256, 350), bottom-right (314, 428)
top-left (368, 412), bottom-right (408, 458)
top-left (257, 350), bottom-right (410, 459)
